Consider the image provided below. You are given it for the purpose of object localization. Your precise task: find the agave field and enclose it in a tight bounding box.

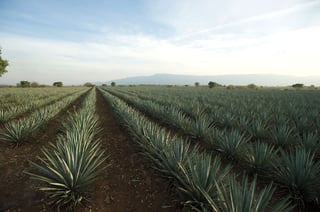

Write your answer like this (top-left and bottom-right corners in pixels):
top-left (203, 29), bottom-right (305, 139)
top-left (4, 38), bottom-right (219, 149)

top-left (0, 86), bottom-right (319, 211)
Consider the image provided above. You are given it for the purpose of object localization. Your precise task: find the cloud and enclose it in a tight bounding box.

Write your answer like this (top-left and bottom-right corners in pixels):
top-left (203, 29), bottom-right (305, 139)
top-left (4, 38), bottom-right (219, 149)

top-left (1, 22), bottom-right (320, 85)
top-left (169, 0), bottom-right (320, 42)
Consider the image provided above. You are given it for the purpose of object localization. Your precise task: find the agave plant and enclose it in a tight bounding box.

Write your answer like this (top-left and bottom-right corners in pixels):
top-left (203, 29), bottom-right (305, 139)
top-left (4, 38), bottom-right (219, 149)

top-left (269, 125), bottom-right (297, 148)
top-left (174, 153), bottom-right (231, 211)
top-left (62, 111), bottom-right (101, 140)
top-left (190, 115), bottom-right (212, 140)
top-left (0, 109), bottom-right (12, 123)
top-left (215, 174), bottom-right (293, 212)
top-left (271, 112), bottom-right (289, 126)
top-left (136, 122), bottom-right (172, 166)
top-left (207, 127), bottom-right (224, 150)
top-left (216, 129), bottom-right (250, 161)
top-left (245, 141), bottom-right (279, 174)
top-left (27, 91), bottom-right (108, 209)
top-left (219, 112), bottom-right (235, 129)
top-left (273, 148), bottom-right (320, 207)
top-left (236, 116), bottom-right (250, 131)
top-left (157, 139), bottom-right (199, 177)
top-left (292, 116), bottom-right (312, 135)
top-left (27, 137), bottom-right (107, 209)
top-left (299, 132), bottom-right (319, 154)
top-left (0, 119), bottom-right (38, 146)
top-left (248, 119), bottom-right (269, 140)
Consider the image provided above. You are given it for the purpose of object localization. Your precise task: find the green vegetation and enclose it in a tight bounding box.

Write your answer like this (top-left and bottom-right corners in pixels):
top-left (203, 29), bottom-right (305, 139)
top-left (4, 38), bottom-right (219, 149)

top-left (30, 82), bottom-right (39, 87)
top-left (84, 82), bottom-right (94, 87)
top-left (19, 80), bottom-right (31, 87)
top-left (216, 174), bottom-right (293, 212)
top-left (26, 89), bottom-right (109, 209)
top-left (1, 85), bottom-right (319, 210)
top-left (247, 83), bottom-right (258, 89)
top-left (292, 83), bottom-right (304, 88)
top-left (53, 81), bottom-right (63, 87)
top-left (0, 48), bottom-right (9, 77)
top-left (100, 85), bottom-right (320, 210)
top-left (273, 148), bottom-right (320, 207)
top-left (99, 87), bottom-right (300, 211)
top-left (208, 81), bottom-right (220, 88)
top-left (0, 87), bottom-right (87, 146)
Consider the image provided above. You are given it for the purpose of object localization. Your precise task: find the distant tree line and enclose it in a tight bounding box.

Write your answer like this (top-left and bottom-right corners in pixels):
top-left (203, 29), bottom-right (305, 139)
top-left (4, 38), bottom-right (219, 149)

top-left (208, 81), bottom-right (221, 88)
top-left (292, 83), bottom-right (304, 88)
top-left (84, 82), bottom-right (95, 87)
top-left (16, 81), bottom-right (63, 87)
top-left (53, 81), bottom-right (63, 87)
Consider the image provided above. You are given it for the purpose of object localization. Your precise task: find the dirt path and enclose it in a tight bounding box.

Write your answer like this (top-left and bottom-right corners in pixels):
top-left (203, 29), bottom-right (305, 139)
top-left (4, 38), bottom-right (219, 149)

top-left (84, 89), bottom-right (180, 211)
top-left (0, 91), bottom-right (88, 212)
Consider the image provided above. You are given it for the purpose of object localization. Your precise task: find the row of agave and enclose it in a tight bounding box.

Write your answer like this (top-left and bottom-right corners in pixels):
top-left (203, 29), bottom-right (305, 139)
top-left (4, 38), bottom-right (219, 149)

top-left (0, 87), bottom-right (87, 123)
top-left (99, 88), bottom-right (293, 211)
top-left (0, 87), bottom-right (56, 106)
top-left (0, 88), bottom-right (88, 146)
top-left (112, 87), bottom-right (320, 140)
top-left (103, 87), bottom-right (320, 209)
top-left (26, 88), bottom-right (108, 210)
top-left (112, 87), bottom-right (320, 154)
top-left (105, 88), bottom-right (319, 154)
top-left (0, 87), bottom-right (83, 110)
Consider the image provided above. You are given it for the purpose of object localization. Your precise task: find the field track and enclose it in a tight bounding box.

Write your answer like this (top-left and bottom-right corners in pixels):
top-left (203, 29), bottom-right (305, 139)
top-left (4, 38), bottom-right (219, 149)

top-left (0, 88), bottom-right (179, 212)
top-left (0, 90), bottom-right (88, 211)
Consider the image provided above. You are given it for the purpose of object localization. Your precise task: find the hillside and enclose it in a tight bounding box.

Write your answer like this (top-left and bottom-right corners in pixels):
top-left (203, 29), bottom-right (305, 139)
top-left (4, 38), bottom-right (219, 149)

top-left (103, 74), bottom-right (320, 86)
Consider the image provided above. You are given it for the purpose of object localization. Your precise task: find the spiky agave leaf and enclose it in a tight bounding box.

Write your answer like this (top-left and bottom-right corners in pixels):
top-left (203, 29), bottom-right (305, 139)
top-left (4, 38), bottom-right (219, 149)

top-left (207, 127), bottom-right (224, 150)
top-left (269, 125), bottom-right (297, 148)
top-left (299, 132), bottom-right (319, 153)
top-left (215, 174), bottom-right (293, 212)
top-left (27, 129), bottom-right (108, 208)
top-left (245, 141), bottom-right (279, 174)
top-left (156, 138), bottom-right (199, 177)
top-left (0, 119), bottom-right (38, 145)
top-left (273, 148), bottom-right (320, 207)
top-left (26, 89), bottom-right (109, 209)
top-left (216, 129), bottom-right (250, 161)
top-left (61, 111), bottom-right (100, 138)
top-left (248, 119), bottom-right (269, 140)
top-left (190, 115), bottom-right (212, 140)
top-left (174, 153), bottom-right (231, 211)
top-left (0, 109), bottom-right (12, 123)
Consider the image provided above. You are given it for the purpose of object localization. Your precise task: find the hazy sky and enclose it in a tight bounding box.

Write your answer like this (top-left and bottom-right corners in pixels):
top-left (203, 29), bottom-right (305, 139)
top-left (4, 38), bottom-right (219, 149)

top-left (0, 0), bottom-right (319, 85)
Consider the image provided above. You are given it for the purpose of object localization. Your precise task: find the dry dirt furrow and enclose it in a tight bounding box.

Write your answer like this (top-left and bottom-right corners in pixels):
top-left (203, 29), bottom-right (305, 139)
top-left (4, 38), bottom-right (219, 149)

top-left (84, 89), bottom-right (180, 212)
top-left (0, 91), bottom-right (88, 212)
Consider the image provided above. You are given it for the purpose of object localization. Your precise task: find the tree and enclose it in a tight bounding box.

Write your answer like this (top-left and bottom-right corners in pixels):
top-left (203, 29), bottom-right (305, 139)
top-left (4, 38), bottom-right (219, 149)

top-left (84, 82), bottom-right (94, 87)
top-left (31, 82), bottom-right (39, 87)
top-left (247, 83), bottom-right (257, 89)
top-left (292, 83), bottom-right (304, 89)
top-left (20, 81), bottom-right (31, 87)
top-left (195, 82), bottom-right (200, 87)
top-left (53, 81), bottom-right (63, 87)
top-left (0, 49), bottom-right (9, 77)
top-left (111, 82), bottom-right (116, 87)
top-left (208, 81), bottom-right (220, 88)
top-left (227, 85), bottom-right (235, 90)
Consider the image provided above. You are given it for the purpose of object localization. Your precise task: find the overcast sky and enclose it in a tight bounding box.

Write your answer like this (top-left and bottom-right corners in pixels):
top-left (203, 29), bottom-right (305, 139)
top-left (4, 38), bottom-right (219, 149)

top-left (0, 0), bottom-right (319, 85)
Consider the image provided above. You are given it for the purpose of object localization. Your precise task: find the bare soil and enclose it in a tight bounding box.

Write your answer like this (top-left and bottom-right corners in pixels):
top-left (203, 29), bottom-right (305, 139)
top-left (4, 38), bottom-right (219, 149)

top-left (0, 92), bottom-right (87, 212)
top-left (81, 89), bottom-right (180, 211)
top-left (0, 89), bottom-right (181, 212)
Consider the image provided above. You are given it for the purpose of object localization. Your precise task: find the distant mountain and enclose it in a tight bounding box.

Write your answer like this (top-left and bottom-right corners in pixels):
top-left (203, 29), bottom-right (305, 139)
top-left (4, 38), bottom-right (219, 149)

top-left (103, 74), bottom-right (320, 86)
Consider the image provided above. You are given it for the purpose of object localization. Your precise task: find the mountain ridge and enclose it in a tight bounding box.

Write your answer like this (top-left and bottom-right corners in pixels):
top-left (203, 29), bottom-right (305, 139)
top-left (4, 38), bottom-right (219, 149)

top-left (100, 73), bottom-right (320, 86)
